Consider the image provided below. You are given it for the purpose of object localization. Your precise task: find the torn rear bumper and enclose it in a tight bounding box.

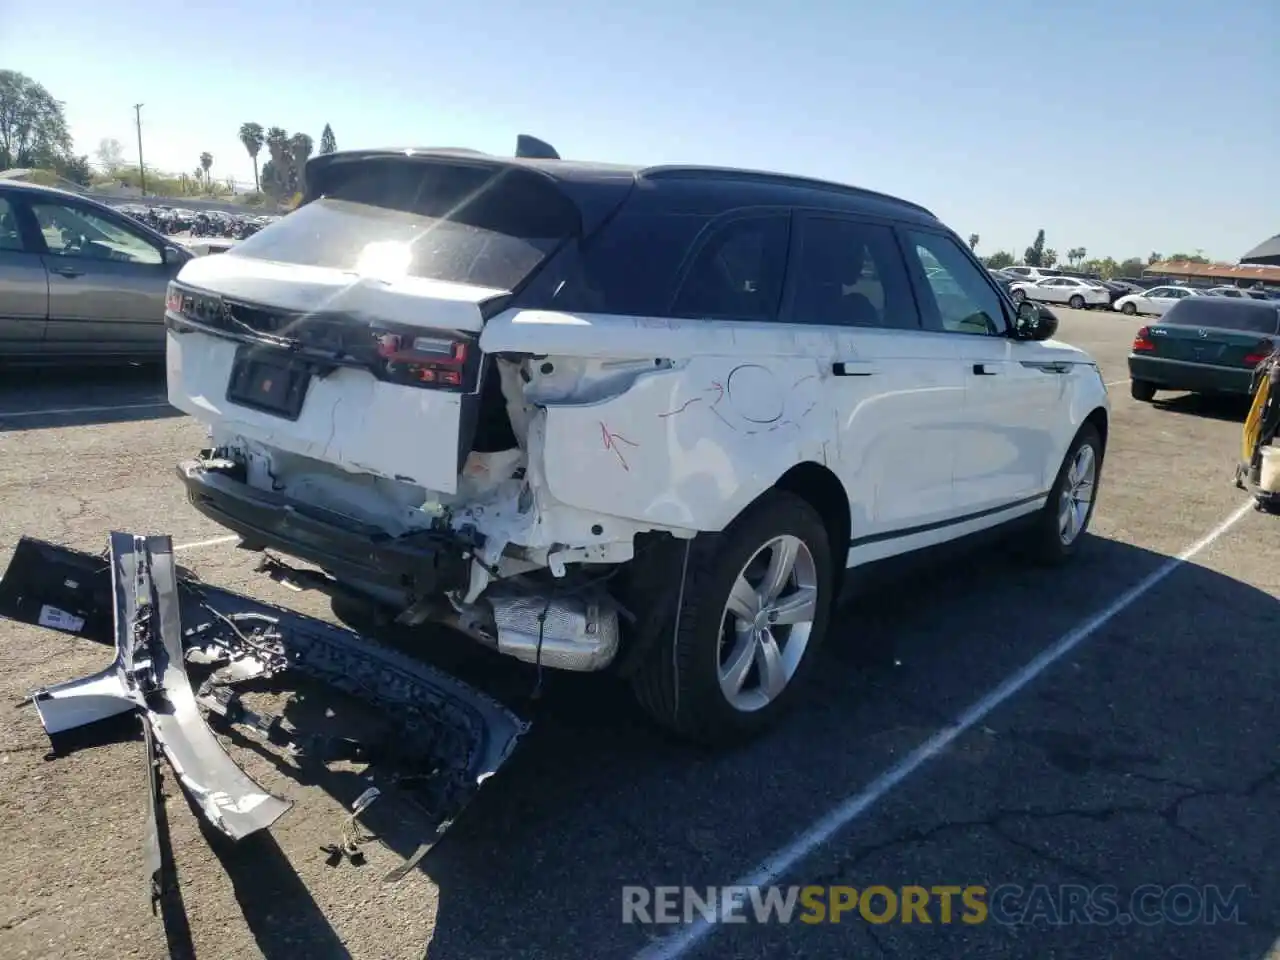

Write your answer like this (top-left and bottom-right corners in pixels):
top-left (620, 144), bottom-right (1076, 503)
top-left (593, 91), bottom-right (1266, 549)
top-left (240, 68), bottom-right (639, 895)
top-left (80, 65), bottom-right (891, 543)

top-left (177, 457), bottom-right (471, 598)
top-left (0, 533), bottom-right (528, 852)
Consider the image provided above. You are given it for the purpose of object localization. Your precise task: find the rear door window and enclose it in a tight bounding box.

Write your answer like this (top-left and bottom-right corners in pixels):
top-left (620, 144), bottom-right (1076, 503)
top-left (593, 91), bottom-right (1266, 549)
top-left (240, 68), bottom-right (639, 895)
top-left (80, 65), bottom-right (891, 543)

top-left (228, 159), bottom-right (581, 291)
top-left (669, 212), bottom-right (790, 321)
top-left (532, 210), bottom-right (713, 317)
top-left (788, 215), bottom-right (920, 329)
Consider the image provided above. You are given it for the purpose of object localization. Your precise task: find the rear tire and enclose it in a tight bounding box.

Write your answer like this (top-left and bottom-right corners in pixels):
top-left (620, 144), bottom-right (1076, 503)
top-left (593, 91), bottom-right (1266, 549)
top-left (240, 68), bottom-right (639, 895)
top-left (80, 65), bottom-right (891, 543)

top-left (1069, 295), bottom-right (1085, 310)
top-left (1011, 289), bottom-right (1026, 304)
top-left (630, 491), bottom-right (834, 746)
top-left (1121, 301), bottom-right (1137, 316)
top-left (1025, 424), bottom-right (1103, 566)
top-left (1130, 379), bottom-right (1157, 402)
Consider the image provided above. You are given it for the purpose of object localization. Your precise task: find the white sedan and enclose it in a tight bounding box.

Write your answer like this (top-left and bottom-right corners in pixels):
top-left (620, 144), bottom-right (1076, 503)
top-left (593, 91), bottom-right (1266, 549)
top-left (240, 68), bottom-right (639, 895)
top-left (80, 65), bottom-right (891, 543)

top-left (1112, 285), bottom-right (1203, 317)
top-left (1009, 276), bottom-right (1111, 309)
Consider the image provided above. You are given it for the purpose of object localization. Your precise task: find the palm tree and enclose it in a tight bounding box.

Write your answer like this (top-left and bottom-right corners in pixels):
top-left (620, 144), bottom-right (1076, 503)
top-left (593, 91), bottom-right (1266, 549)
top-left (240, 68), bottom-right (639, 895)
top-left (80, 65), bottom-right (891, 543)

top-left (238, 122), bottom-right (264, 191)
top-left (288, 132), bottom-right (314, 194)
top-left (199, 151), bottom-right (213, 192)
top-left (264, 127), bottom-right (289, 196)
top-left (968, 233), bottom-right (979, 252)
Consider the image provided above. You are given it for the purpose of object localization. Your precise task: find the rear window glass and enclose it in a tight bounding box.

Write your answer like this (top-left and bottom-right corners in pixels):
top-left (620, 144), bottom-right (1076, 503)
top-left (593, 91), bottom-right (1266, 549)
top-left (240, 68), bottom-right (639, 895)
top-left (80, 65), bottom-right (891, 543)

top-left (228, 159), bottom-right (580, 291)
top-left (670, 213), bottom-right (790, 321)
top-left (539, 210), bottom-right (712, 316)
top-left (1163, 299), bottom-right (1280, 334)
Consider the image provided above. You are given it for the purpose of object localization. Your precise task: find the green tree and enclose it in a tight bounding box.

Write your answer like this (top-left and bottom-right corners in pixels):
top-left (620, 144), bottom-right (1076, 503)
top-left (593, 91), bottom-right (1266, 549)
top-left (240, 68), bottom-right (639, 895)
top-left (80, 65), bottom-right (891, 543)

top-left (262, 127), bottom-right (290, 196)
top-left (1024, 229), bottom-right (1046, 267)
top-left (52, 153), bottom-right (92, 186)
top-left (0, 70), bottom-right (74, 169)
top-left (320, 123), bottom-right (337, 155)
top-left (199, 151), bottom-right (213, 191)
top-left (96, 137), bottom-right (124, 173)
top-left (985, 250), bottom-right (1015, 269)
top-left (1082, 256), bottom-right (1117, 279)
top-left (1167, 251), bottom-right (1210, 264)
top-left (1148, 252), bottom-right (1163, 265)
top-left (1042, 248), bottom-right (1058, 268)
top-left (239, 122), bottom-right (264, 191)
top-left (288, 132), bottom-right (314, 193)
top-left (967, 233), bottom-right (979, 252)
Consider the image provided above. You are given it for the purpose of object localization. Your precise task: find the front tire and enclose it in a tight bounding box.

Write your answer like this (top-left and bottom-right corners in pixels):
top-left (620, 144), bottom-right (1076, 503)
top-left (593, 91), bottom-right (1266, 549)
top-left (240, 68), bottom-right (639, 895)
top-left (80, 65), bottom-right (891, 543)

top-left (1025, 424), bottom-right (1103, 565)
top-left (1130, 379), bottom-right (1157, 402)
top-left (630, 490), bottom-right (834, 746)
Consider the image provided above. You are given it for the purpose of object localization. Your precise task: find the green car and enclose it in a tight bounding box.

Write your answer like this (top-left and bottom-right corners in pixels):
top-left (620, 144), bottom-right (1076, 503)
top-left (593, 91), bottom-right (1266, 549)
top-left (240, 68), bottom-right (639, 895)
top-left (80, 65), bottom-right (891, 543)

top-left (1128, 296), bottom-right (1280, 401)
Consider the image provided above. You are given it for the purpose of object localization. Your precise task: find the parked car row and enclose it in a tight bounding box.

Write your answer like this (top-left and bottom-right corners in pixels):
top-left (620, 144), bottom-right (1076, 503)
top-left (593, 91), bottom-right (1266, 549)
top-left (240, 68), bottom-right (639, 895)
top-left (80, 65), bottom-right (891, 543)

top-left (114, 203), bottom-right (280, 239)
top-left (987, 265), bottom-right (1278, 315)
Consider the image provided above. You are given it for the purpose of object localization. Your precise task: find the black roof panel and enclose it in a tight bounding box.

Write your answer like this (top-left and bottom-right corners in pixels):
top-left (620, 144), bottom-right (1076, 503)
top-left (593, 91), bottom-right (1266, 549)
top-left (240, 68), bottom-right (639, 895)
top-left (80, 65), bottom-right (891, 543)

top-left (305, 148), bottom-right (938, 229)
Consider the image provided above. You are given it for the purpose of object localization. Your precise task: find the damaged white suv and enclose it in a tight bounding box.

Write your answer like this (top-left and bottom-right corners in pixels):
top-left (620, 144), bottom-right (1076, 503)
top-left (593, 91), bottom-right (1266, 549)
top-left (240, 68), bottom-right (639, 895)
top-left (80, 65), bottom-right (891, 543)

top-left (166, 145), bottom-right (1110, 744)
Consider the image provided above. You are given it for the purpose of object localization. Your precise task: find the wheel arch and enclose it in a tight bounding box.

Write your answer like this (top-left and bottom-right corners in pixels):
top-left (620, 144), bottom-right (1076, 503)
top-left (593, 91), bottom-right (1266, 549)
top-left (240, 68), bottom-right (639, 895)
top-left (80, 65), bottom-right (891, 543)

top-left (1083, 405), bottom-right (1109, 455)
top-left (770, 461), bottom-right (851, 569)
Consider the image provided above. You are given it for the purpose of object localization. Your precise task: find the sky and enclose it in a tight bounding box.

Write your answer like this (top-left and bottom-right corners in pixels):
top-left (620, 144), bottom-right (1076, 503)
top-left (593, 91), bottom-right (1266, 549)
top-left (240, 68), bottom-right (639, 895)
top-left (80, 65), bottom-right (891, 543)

top-left (2, 0), bottom-right (1275, 262)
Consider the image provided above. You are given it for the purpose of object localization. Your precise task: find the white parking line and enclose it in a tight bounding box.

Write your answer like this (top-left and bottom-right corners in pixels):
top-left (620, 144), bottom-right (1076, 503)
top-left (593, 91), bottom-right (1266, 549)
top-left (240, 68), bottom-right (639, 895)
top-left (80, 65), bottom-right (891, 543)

top-left (173, 534), bottom-right (240, 553)
top-left (0, 400), bottom-right (172, 419)
top-left (1105, 378), bottom-right (1130, 387)
top-left (636, 498), bottom-right (1255, 960)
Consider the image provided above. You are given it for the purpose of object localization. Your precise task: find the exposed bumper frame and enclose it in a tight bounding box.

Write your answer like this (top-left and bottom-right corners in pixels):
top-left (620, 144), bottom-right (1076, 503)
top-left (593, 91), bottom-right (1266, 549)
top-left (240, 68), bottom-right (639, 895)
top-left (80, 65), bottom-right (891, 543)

top-left (178, 456), bottom-right (472, 599)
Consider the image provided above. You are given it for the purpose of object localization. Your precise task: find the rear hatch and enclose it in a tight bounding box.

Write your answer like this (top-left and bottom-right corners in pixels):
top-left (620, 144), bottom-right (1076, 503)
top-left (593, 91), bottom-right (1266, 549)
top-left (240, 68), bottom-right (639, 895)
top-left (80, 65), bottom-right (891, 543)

top-left (1143, 299), bottom-right (1280, 367)
top-left (166, 154), bottom-right (626, 495)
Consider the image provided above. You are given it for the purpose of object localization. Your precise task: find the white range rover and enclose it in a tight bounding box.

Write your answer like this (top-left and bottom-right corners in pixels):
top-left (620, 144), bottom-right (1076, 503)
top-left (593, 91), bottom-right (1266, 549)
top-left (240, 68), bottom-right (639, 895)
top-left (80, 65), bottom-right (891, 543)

top-left (165, 146), bottom-right (1110, 745)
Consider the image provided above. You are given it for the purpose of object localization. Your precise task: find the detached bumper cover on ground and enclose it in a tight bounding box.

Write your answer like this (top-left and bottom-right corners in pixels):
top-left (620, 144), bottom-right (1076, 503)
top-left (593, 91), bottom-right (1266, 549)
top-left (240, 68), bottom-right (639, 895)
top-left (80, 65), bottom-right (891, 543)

top-left (0, 532), bottom-right (528, 872)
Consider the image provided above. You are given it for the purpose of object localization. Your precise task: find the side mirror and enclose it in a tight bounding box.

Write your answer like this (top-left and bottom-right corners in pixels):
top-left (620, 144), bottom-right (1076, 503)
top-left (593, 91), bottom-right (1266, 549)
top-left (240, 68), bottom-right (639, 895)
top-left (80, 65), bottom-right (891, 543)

top-left (163, 244), bottom-right (190, 266)
top-left (1014, 301), bottom-right (1059, 341)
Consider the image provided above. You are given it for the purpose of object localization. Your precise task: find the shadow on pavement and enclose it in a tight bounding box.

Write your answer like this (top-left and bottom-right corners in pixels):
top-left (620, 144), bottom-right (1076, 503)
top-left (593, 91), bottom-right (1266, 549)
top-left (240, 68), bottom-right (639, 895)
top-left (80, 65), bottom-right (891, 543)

top-left (1152, 392), bottom-right (1253, 423)
top-left (192, 793), bottom-right (352, 960)
top-left (0, 362), bottom-right (180, 431)
top-left (403, 530), bottom-right (1279, 960)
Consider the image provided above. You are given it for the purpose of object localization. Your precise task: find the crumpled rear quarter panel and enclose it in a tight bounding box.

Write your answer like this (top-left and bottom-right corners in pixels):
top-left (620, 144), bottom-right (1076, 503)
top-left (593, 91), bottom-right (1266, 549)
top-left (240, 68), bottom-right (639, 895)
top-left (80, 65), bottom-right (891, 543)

top-left (538, 357), bottom-right (828, 531)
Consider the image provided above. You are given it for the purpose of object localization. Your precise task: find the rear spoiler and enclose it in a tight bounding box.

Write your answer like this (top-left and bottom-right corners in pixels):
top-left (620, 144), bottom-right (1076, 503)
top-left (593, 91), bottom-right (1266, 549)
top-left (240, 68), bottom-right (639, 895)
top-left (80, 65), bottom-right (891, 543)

top-left (304, 134), bottom-right (564, 202)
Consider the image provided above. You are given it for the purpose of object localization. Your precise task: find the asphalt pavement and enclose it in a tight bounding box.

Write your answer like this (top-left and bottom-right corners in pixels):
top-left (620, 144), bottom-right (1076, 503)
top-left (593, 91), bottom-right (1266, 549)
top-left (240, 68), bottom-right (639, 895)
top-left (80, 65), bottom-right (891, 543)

top-left (0, 309), bottom-right (1275, 960)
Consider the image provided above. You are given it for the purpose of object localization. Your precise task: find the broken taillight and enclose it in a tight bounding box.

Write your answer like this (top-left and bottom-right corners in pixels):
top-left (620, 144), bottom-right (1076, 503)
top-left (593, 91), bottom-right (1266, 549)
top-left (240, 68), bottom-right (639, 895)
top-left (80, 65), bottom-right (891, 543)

top-left (1132, 327), bottom-right (1156, 351)
top-left (371, 327), bottom-right (478, 392)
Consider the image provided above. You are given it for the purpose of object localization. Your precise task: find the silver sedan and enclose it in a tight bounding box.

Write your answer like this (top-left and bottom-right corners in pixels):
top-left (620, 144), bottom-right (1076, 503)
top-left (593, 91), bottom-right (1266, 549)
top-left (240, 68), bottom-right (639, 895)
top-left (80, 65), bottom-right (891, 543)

top-left (0, 180), bottom-right (194, 363)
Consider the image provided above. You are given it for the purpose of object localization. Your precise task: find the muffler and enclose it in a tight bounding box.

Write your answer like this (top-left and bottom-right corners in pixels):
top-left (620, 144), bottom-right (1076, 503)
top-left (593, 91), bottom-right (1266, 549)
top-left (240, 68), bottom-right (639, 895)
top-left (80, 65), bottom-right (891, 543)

top-left (485, 591), bottom-right (620, 671)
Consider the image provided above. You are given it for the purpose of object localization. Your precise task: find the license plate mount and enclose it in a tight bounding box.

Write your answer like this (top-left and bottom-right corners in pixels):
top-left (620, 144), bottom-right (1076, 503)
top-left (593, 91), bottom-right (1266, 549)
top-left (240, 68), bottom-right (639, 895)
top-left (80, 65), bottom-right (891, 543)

top-left (226, 348), bottom-right (311, 420)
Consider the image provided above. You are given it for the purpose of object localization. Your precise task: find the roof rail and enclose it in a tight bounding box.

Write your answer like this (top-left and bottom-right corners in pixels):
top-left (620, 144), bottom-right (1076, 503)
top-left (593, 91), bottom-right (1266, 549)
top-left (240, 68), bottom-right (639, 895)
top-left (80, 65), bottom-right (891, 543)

top-left (638, 165), bottom-right (935, 218)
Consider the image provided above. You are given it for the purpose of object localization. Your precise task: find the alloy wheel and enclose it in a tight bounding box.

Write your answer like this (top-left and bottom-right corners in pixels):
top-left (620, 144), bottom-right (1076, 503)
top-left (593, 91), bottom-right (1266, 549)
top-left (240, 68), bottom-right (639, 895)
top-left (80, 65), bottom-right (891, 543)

top-left (1058, 443), bottom-right (1097, 545)
top-left (716, 535), bottom-right (819, 712)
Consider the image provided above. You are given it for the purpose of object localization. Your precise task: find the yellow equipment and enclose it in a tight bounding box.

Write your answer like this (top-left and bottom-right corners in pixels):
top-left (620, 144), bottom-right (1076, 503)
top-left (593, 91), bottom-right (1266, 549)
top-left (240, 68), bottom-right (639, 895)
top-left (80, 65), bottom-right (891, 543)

top-left (1237, 345), bottom-right (1280, 509)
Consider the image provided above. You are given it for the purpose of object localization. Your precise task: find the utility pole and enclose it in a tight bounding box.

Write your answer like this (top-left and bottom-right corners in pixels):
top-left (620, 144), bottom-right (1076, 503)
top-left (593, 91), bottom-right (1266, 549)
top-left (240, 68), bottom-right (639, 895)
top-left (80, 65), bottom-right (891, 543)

top-left (133, 103), bottom-right (147, 195)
